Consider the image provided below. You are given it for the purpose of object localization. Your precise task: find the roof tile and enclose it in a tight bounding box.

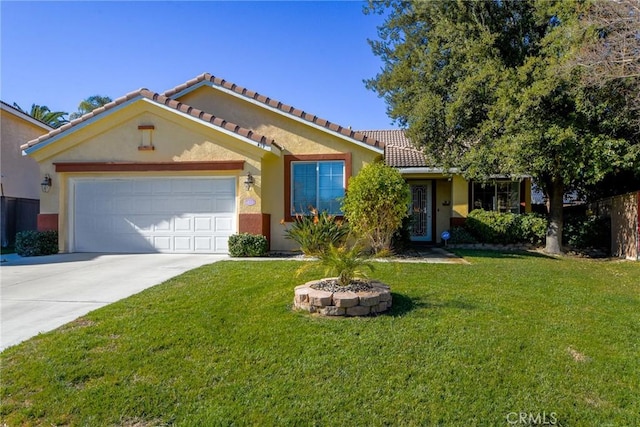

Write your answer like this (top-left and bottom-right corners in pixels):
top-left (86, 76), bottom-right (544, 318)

top-left (22, 88), bottom-right (278, 151)
top-left (160, 72), bottom-right (385, 150)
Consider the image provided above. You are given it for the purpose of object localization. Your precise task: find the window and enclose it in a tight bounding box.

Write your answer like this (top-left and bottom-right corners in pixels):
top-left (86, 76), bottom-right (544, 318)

top-left (284, 154), bottom-right (351, 220)
top-left (472, 181), bottom-right (521, 213)
top-left (291, 161), bottom-right (344, 215)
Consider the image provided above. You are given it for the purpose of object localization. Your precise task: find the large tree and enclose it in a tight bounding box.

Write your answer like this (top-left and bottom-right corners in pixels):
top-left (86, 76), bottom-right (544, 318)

top-left (12, 103), bottom-right (68, 128)
top-left (365, 0), bottom-right (639, 254)
top-left (69, 95), bottom-right (112, 120)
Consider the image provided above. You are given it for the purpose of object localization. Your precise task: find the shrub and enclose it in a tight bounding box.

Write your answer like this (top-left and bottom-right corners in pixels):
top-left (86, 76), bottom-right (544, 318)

top-left (318, 244), bottom-right (375, 286)
top-left (283, 209), bottom-right (349, 256)
top-left (449, 226), bottom-right (478, 244)
top-left (563, 215), bottom-right (610, 251)
top-left (514, 213), bottom-right (547, 245)
top-left (15, 230), bottom-right (59, 257)
top-left (342, 162), bottom-right (411, 254)
top-left (228, 233), bottom-right (268, 257)
top-left (465, 209), bottom-right (546, 245)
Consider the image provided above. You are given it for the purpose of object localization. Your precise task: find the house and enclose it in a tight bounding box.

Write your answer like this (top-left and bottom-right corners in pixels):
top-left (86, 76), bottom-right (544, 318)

top-left (1, 101), bottom-right (52, 247)
top-left (21, 73), bottom-right (531, 254)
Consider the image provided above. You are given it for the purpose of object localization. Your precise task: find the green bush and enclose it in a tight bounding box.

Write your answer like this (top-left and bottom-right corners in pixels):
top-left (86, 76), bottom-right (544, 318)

top-left (15, 230), bottom-right (59, 257)
top-left (228, 233), bottom-right (268, 257)
top-left (563, 215), bottom-right (610, 251)
top-left (449, 226), bottom-right (478, 244)
top-left (283, 210), bottom-right (349, 256)
top-left (342, 162), bottom-right (411, 254)
top-left (515, 213), bottom-right (548, 244)
top-left (465, 209), bottom-right (546, 245)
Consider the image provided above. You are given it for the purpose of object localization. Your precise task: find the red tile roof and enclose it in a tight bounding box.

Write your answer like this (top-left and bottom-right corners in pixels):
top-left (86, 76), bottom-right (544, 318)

top-left (359, 129), bottom-right (430, 168)
top-left (163, 73), bottom-right (385, 150)
top-left (22, 88), bottom-right (278, 151)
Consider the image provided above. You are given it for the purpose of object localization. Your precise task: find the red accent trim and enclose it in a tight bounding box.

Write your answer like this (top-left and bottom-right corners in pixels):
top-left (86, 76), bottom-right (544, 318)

top-left (37, 214), bottom-right (58, 231)
top-left (54, 161), bottom-right (245, 172)
top-left (239, 213), bottom-right (271, 250)
top-left (137, 146), bottom-right (155, 151)
top-left (138, 125), bottom-right (155, 130)
top-left (283, 153), bottom-right (352, 222)
top-left (450, 217), bottom-right (466, 228)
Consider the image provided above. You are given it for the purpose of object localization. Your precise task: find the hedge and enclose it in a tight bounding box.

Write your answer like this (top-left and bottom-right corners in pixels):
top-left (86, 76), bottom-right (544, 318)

top-left (15, 230), bottom-right (59, 257)
top-left (464, 209), bottom-right (546, 245)
top-left (228, 233), bottom-right (268, 257)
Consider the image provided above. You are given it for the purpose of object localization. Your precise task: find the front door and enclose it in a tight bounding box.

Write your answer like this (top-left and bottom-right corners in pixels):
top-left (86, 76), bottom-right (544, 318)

top-left (410, 181), bottom-right (433, 242)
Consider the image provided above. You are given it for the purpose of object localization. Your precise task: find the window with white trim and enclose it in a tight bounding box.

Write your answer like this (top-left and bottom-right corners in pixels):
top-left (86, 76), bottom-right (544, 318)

top-left (472, 181), bottom-right (520, 213)
top-left (291, 160), bottom-right (345, 215)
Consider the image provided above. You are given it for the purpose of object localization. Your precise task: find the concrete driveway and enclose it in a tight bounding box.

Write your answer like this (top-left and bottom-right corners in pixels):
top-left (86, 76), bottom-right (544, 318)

top-left (0, 253), bottom-right (226, 351)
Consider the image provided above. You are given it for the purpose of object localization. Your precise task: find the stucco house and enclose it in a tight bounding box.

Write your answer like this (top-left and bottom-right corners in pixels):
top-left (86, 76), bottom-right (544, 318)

top-left (1, 101), bottom-right (52, 246)
top-left (21, 73), bottom-right (531, 254)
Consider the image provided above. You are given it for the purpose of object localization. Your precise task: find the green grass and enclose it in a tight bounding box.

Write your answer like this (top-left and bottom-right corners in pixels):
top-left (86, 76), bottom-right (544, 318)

top-left (1, 251), bottom-right (639, 426)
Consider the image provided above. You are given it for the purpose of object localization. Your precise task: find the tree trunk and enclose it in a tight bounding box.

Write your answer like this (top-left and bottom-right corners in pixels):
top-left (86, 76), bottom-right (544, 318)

top-left (545, 179), bottom-right (565, 254)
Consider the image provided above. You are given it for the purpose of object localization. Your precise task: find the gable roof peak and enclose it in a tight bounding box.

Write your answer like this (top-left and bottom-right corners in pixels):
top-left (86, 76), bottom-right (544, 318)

top-left (22, 87), bottom-right (278, 153)
top-left (164, 72), bottom-right (385, 151)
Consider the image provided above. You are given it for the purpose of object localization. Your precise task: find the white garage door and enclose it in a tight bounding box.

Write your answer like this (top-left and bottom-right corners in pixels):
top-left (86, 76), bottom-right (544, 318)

top-left (73, 178), bottom-right (236, 253)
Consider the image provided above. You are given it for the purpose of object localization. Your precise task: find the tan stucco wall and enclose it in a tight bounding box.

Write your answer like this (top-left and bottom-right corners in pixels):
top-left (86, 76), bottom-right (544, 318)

top-left (435, 179), bottom-right (453, 242)
top-left (451, 175), bottom-right (469, 218)
top-left (1, 110), bottom-right (49, 199)
top-left (32, 101), bottom-right (272, 252)
top-left (178, 86), bottom-right (382, 250)
top-left (29, 93), bottom-right (382, 252)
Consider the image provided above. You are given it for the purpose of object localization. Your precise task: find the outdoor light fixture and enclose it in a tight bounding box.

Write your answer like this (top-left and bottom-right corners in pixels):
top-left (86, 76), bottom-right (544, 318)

top-left (244, 172), bottom-right (254, 191)
top-left (41, 174), bottom-right (52, 193)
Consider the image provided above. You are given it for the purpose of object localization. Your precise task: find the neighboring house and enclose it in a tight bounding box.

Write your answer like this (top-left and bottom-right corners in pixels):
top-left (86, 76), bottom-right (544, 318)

top-left (21, 73), bottom-right (531, 254)
top-left (1, 101), bottom-right (52, 246)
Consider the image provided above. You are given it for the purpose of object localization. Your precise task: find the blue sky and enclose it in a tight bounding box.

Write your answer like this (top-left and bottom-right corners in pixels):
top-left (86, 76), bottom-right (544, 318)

top-left (1, 1), bottom-right (397, 130)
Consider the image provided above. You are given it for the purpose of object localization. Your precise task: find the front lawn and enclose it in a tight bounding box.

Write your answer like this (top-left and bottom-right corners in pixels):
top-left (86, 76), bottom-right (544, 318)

top-left (1, 251), bottom-right (638, 425)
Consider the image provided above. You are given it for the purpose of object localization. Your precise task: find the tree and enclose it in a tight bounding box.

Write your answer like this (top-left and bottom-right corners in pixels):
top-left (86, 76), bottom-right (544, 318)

top-left (573, 0), bottom-right (640, 125)
top-left (69, 95), bottom-right (112, 119)
top-left (365, 0), bottom-right (639, 254)
top-left (342, 162), bottom-right (411, 254)
top-left (12, 103), bottom-right (68, 128)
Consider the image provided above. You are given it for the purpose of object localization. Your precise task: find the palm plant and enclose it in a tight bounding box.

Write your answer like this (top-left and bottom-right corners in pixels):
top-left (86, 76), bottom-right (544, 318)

top-left (12, 103), bottom-right (68, 128)
top-left (283, 208), bottom-right (349, 256)
top-left (318, 243), bottom-right (375, 287)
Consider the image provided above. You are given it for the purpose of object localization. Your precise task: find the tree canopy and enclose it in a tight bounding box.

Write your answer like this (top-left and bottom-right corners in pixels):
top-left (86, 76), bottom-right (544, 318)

top-left (365, 0), bottom-right (639, 254)
top-left (69, 95), bottom-right (112, 120)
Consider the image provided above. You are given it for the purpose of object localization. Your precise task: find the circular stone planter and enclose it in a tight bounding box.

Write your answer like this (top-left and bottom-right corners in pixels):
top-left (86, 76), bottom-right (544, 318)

top-left (293, 279), bottom-right (392, 316)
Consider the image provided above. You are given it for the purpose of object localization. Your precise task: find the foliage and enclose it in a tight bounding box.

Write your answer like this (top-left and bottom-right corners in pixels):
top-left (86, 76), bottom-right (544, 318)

top-left (391, 215), bottom-right (413, 252)
top-left (365, 0), bottom-right (639, 254)
top-left (449, 227), bottom-right (478, 244)
top-left (1, 258), bottom-right (639, 425)
top-left (69, 95), bottom-right (112, 120)
top-left (563, 215), bottom-right (611, 251)
top-left (342, 162), bottom-right (410, 254)
top-left (12, 103), bottom-right (68, 128)
top-left (14, 230), bottom-right (58, 257)
top-left (227, 233), bottom-right (268, 257)
top-left (465, 210), bottom-right (546, 245)
top-left (317, 244), bottom-right (375, 286)
top-left (283, 209), bottom-right (349, 256)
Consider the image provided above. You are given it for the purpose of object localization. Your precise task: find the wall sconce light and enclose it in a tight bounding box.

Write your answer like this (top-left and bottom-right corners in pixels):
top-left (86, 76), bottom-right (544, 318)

top-left (41, 174), bottom-right (52, 193)
top-left (244, 172), bottom-right (254, 191)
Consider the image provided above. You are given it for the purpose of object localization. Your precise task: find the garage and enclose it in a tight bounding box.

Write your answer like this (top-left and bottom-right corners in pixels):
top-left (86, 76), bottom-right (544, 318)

top-left (72, 177), bottom-right (236, 253)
